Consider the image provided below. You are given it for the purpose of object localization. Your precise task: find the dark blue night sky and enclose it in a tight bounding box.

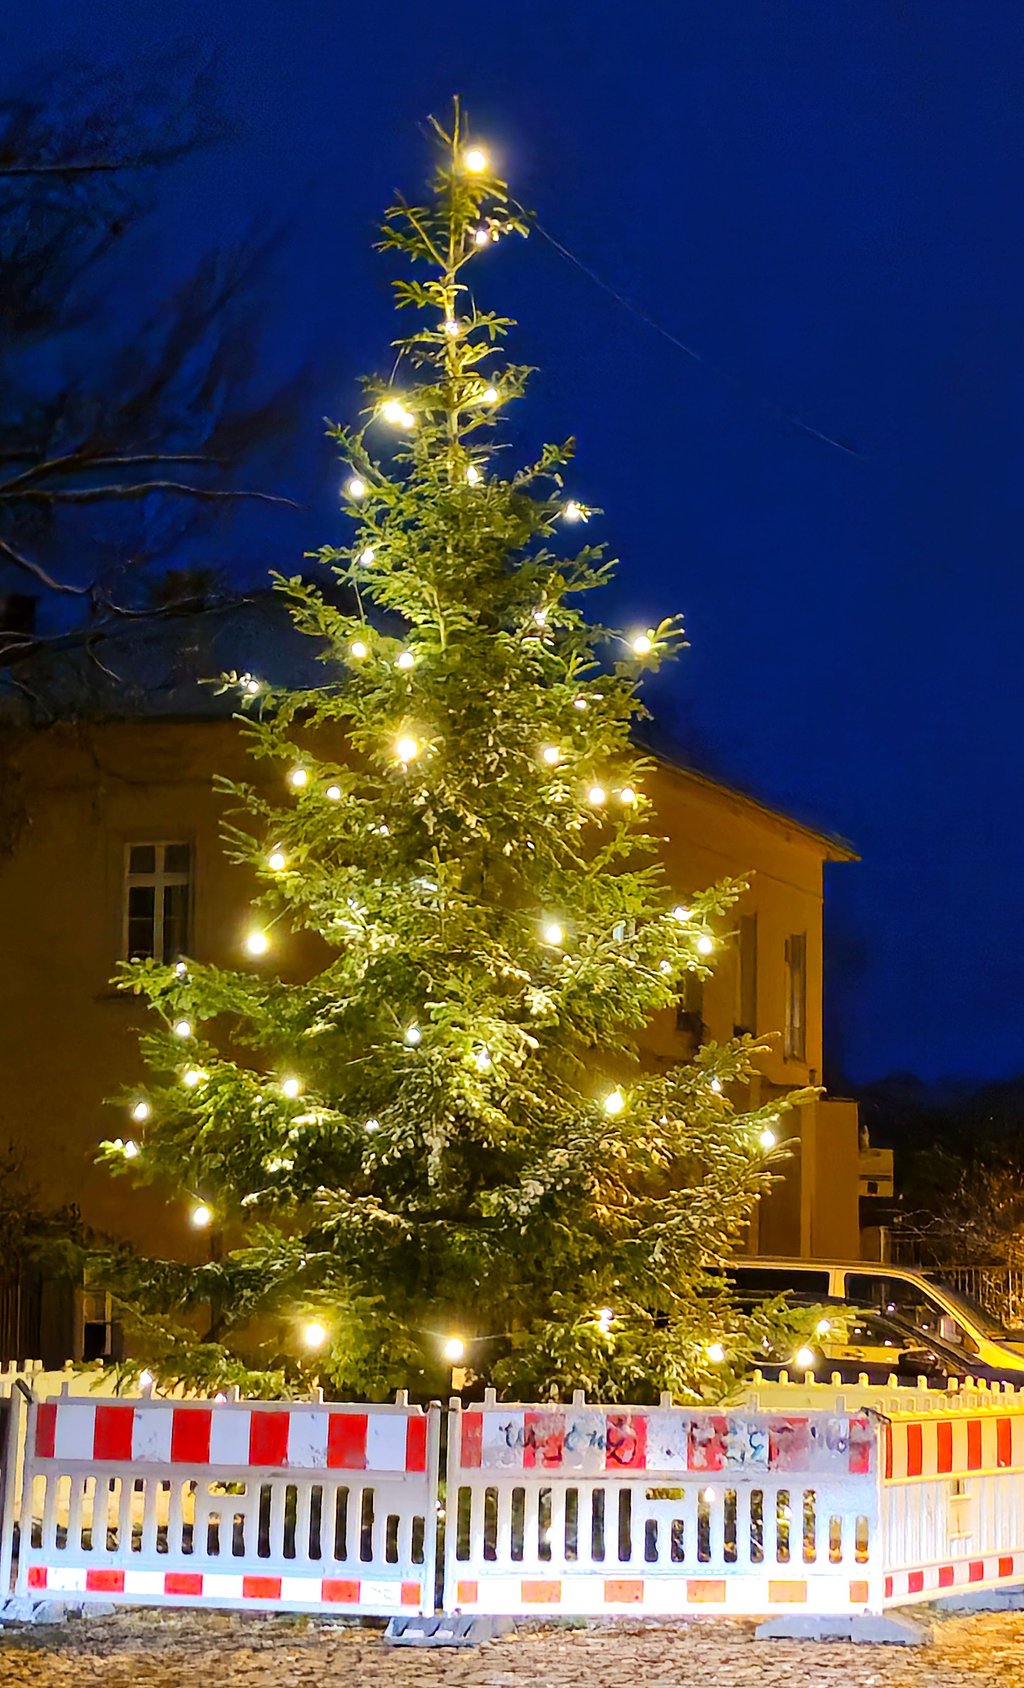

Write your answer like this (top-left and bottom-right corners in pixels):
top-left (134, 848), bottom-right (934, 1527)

top-left (8, 1), bottom-right (1024, 1085)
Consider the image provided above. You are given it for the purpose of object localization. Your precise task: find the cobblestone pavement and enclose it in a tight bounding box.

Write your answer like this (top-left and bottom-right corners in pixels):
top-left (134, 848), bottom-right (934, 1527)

top-left (3, 1609), bottom-right (1024, 1688)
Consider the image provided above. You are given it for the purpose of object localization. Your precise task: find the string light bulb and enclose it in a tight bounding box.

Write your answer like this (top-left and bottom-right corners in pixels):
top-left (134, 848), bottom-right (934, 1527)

top-left (244, 678), bottom-right (262, 696)
top-left (603, 1088), bottom-right (625, 1116)
top-left (595, 1309), bottom-right (614, 1336)
top-left (139, 1370), bottom-right (155, 1391)
top-left (444, 318), bottom-right (461, 338)
top-left (573, 696), bottom-right (588, 711)
top-left (288, 767), bottom-right (308, 790)
top-left (815, 1318), bottom-right (832, 1337)
top-left (706, 1342), bottom-right (726, 1364)
top-left (325, 784), bottom-right (342, 801)
top-left (173, 1019), bottom-right (192, 1040)
top-left (631, 632), bottom-right (653, 656)
top-left (131, 1100), bottom-right (150, 1124)
top-left (542, 921), bottom-right (564, 947)
top-left (395, 650), bottom-right (415, 671)
top-left (190, 1203), bottom-right (212, 1230)
top-left (710, 1077), bottom-right (723, 1094)
top-left (541, 745), bottom-right (561, 767)
top-left (182, 1068), bottom-right (204, 1089)
top-left (245, 931), bottom-right (269, 957)
top-left (395, 735), bottom-right (419, 764)
top-left (473, 227), bottom-right (490, 246)
top-left (465, 464), bottom-right (481, 485)
top-left (281, 1077), bottom-right (302, 1100)
top-left (302, 1321), bottom-right (328, 1351)
top-left (380, 398), bottom-right (407, 424)
top-left (759, 1126), bottom-right (777, 1150)
top-left (346, 476), bottom-right (367, 499)
top-left (464, 147), bottom-right (488, 173)
top-left (350, 640), bottom-right (368, 660)
top-left (697, 934), bottom-right (714, 955)
top-left (358, 545), bottom-right (375, 565)
top-left (481, 385), bottom-right (499, 403)
top-left (174, 961), bottom-right (188, 977)
top-left (365, 1117), bottom-right (380, 1133)
top-left (587, 785), bottom-right (607, 806)
top-left (474, 1048), bottom-right (492, 1073)
top-left (443, 1335), bottom-right (466, 1363)
top-left (404, 1024), bottom-right (422, 1047)
top-left (672, 905), bottom-right (691, 923)
top-left (123, 1139), bottom-right (140, 1160)
top-left (618, 786), bottom-right (637, 805)
top-left (795, 1346), bottom-right (816, 1371)
top-left (268, 850), bottom-right (287, 872)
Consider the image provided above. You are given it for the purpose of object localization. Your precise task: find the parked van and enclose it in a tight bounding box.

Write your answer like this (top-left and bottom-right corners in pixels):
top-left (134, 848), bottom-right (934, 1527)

top-left (728, 1258), bottom-right (1024, 1381)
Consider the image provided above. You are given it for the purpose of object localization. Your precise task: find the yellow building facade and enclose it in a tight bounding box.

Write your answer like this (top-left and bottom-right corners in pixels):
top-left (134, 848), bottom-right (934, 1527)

top-left (0, 703), bottom-right (863, 1354)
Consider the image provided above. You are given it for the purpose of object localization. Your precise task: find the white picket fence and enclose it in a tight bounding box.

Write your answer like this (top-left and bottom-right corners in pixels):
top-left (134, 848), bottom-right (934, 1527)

top-left (6, 1386), bottom-right (440, 1615)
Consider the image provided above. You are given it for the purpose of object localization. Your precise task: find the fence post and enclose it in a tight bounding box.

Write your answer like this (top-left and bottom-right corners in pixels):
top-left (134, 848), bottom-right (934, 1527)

top-left (0, 1382), bottom-right (27, 1597)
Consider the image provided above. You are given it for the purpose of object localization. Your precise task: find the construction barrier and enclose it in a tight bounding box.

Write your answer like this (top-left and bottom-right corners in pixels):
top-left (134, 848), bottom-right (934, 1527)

top-left (11, 1388), bottom-right (440, 1616)
top-left (443, 1391), bottom-right (883, 1616)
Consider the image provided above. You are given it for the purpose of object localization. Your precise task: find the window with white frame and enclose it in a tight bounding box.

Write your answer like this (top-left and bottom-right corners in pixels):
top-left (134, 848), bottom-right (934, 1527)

top-left (123, 841), bottom-right (192, 962)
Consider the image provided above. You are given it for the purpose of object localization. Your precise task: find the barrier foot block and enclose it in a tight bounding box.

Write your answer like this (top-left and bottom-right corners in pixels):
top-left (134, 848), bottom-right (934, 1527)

top-left (936, 1585), bottom-right (1024, 1613)
top-left (385, 1616), bottom-right (515, 1648)
top-left (755, 1613), bottom-right (931, 1647)
top-left (0, 1597), bottom-right (69, 1627)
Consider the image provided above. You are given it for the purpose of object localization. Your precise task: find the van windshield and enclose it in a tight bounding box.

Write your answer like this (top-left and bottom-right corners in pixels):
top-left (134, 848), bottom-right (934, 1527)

top-left (923, 1275), bottom-right (1022, 1339)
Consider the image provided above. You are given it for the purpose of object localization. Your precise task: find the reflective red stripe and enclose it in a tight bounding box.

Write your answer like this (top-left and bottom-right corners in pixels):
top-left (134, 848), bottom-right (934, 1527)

top-left (27, 1567), bottom-right (47, 1589)
top-left (1000, 1556), bottom-right (1015, 1577)
top-left (171, 1407), bottom-right (211, 1464)
top-left (94, 1404), bottom-right (134, 1461)
top-left (242, 1575), bottom-right (281, 1600)
top-left (907, 1570), bottom-right (924, 1594)
top-left (86, 1569), bottom-right (125, 1593)
top-left (327, 1412), bottom-right (367, 1469)
top-left (405, 1415), bottom-right (427, 1472)
top-left (248, 1410), bottom-right (289, 1467)
top-left (937, 1420), bottom-right (953, 1473)
top-left (884, 1425), bottom-right (893, 1480)
top-left (322, 1579), bottom-right (361, 1602)
top-left (905, 1423), bottom-right (923, 1478)
top-left (165, 1572), bottom-right (204, 1596)
top-left (35, 1403), bottom-right (56, 1459)
top-left (967, 1420), bottom-right (983, 1470)
top-left (998, 1418), bottom-right (1012, 1468)
top-left (939, 1566), bottom-right (955, 1587)
top-left (460, 1412), bottom-right (483, 1467)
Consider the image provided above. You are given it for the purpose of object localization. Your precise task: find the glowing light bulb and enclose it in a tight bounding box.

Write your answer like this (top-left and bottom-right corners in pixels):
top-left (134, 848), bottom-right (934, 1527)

top-left (541, 745), bottom-right (561, 767)
top-left (281, 1077), bottom-right (302, 1100)
top-left (603, 1089), bottom-right (625, 1116)
top-left (618, 786), bottom-right (637, 805)
top-left (481, 385), bottom-right (499, 403)
top-left (563, 500), bottom-right (584, 522)
top-left (473, 227), bottom-right (490, 246)
top-left (697, 934), bottom-right (714, 956)
top-left (302, 1321), bottom-right (328, 1351)
top-left (381, 398), bottom-right (406, 424)
top-left (350, 640), bottom-right (368, 660)
top-left (395, 649), bottom-right (415, 671)
top-left (365, 1117), bottom-right (380, 1133)
top-left (173, 1019), bottom-right (192, 1040)
top-left (346, 476), bottom-right (367, 500)
top-left (123, 1139), bottom-right (140, 1159)
top-left (464, 147), bottom-right (488, 173)
top-left (706, 1342), bottom-right (726, 1365)
top-left (182, 1068), bottom-right (204, 1089)
top-left (587, 785), bottom-right (607, 806)
top-left (533, 607), bottom-right (549, 627)
top-left (288, 767), bottom-right (308, 789)
top-left (710, 1077), bottom-right (722, 1094)
top-left (816, 1318), bottom-right (832, 1337)
top-left (672, 905), bottom-right (691, 923)
top-left (444, 318), bottom-right (461, 338)
top-left (245, 931), bottom-right (269, 957)
top-left (543, 922), bottom-right (564, 947)
top-left (759, 1127), bottom-right (777, 1150)
top-left (465, 464), bottom-right (481, 485)
top-left (795, 1346), bottom-right (816, 1371)
top-left (596, 1308), bottom-right (614, 1335)
top-left (573, 696), bottom-right (588, 711)
top-left (190, 1203), bottom-right (212, 1230)
top-left (395, 735), bottom-right (419, 764)
top-left (325, 785), bottom-right (342, 801)
top-left (268, 850), bottom-right (287, 872)
top-left (174, 961), bottom-right (188, 977)
top-left (139, 1370), bottom-right (155, 1391)
top-left (631, 632), bottom-right (653, 656)
top-left (131, 1100), bottom-right (150, 1124)
top-left (404, 1024), bottom-right (422, 1047)
top-left (244, 678), bottom-right (262, 696)
top-left (358, 546), bottom-right (375, 565)
top-left (474, 1048), bottom-right (492, 1073)
top-left (443, 1335), bottom-right (466, 1363)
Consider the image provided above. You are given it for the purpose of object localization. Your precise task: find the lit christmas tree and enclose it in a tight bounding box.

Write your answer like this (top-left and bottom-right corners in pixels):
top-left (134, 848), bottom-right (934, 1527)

top-left (104, 104), bottom-right (813, 1402)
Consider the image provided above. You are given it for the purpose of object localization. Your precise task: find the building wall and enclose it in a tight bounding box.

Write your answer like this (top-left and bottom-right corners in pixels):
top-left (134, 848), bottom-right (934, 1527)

top-left (0, 718), bottom-right (860, 1277)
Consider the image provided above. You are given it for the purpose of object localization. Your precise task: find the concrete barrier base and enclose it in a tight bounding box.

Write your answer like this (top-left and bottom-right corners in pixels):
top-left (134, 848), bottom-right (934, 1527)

top-left (755, 1611), bottom-right (931, 1645)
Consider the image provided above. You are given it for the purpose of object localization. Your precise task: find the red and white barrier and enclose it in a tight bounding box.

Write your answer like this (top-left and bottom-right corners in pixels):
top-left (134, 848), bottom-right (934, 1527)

top-left (444, 1394), bottom-right (884, 1617)
top-left (14, 1391), bottom-right (440, 1616)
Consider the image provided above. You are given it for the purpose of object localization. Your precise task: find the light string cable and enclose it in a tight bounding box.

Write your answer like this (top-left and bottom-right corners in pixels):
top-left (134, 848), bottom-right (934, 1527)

top-left (513, 201), bottom-right (862, 462)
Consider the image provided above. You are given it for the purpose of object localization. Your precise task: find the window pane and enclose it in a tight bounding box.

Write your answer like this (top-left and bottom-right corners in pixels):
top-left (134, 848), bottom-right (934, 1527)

top-left (129, 844), bottom-right (156, 875)
top-left (162, 882), bottom-right (190, 963)
top-left (127, 885), bottom-right (155, 959)
top-left (163, 842), bottom-right (191, 875)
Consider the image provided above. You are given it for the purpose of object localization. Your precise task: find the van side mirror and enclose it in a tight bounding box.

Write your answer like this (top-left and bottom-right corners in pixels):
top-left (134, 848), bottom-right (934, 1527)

top-left (938, 1315), bottom-right (961, 1344)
